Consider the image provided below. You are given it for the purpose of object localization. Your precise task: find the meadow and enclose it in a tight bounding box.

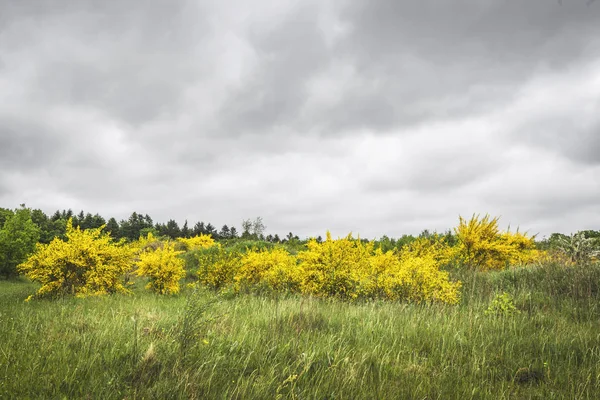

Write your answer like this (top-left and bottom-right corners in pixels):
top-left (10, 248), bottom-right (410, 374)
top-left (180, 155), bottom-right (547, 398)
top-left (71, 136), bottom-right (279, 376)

top-left (2, 262), bottom-right (600, 399)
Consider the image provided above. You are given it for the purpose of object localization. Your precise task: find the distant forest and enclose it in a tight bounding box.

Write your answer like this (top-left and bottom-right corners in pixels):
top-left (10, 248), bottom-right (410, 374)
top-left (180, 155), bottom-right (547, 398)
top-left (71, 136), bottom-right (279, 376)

top-left (0, 206), bottom-right (297, 244)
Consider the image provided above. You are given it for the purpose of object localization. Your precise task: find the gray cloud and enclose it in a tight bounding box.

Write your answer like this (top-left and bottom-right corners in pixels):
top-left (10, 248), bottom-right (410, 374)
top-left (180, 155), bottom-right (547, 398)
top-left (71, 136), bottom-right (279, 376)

top-left (0, 120), bottom-right (65, 171)
top-left (1, 0), bottom-right (599, 237)
top-left (217, 3), bottom-right (331, 136)
top-left (1, 0), bottom-right (210, 126)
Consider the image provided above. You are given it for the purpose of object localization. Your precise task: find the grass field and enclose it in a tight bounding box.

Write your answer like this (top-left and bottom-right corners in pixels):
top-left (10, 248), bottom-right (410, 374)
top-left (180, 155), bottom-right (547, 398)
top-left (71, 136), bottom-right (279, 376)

top-left (1, 263), bottom-right (600, 399)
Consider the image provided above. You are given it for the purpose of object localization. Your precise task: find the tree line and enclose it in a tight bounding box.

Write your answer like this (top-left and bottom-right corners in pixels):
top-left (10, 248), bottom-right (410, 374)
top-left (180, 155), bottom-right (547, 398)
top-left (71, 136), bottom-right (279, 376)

top-left (0, 206), bottom-right (303, 245)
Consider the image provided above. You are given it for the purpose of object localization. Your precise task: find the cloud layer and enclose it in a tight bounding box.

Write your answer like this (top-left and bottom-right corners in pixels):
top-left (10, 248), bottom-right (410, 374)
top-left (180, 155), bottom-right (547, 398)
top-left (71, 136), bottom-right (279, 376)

top-left (1, 0), bottom-right (599, 238)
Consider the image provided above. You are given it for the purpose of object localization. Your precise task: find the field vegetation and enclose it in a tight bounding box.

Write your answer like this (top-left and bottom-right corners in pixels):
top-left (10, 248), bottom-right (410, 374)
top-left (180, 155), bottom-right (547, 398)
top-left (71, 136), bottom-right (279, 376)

top-left (1, 205), bottom-right (599, 399)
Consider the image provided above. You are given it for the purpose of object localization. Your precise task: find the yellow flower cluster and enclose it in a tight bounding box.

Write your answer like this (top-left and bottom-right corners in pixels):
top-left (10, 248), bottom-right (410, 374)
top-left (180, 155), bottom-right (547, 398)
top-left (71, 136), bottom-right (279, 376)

top-left (299, 232), bottom-right (461, 303)
top-left (455, 214), bottom-right (545, 270)
top-left (196, 232), bottom-right (461, 304)
top-left (196, 244), bottom-right (240, 290)
top-left (235, 247), bottom-right (300, 293)
top-left (177, 234), bottom-right (216, 251)
top-left (18, 219), bottom-right (134, 299)
top-left (135, 234), bottom-right (186, 295)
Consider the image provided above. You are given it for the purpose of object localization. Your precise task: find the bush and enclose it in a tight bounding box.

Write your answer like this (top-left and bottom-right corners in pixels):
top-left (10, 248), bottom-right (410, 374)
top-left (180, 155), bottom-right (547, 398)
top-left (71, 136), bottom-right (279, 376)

top-left (297, 232), bottom-right (461, 303)
top-left (235, 247), bottom-right (301, 293)
top-left (136, 241), bottom-right (185, 295)
top-left (297, 232), bottom-right (372, 299)
top-left (485, 292), bottom-right (520, 316)
top-left (177, 234), bottom-right (216, 251)
top-left (196, 245), bottom-right (241, 290)
top-left (18, 219), bottom-right (134, 299)
top-left (454, 214), bottom-right (544, 270)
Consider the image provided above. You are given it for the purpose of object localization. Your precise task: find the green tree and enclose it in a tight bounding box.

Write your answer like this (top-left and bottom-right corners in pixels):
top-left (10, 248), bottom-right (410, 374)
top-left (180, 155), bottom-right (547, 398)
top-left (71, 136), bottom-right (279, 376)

top-left (192, 221), bottom-right (206, 236)
top-left (0, 208), bottom-right (14, 227)
top-left (105, 218), bottom-right (121, 239)
top-left (0, 206), bottom-right (40, 278)
top-left (30, 209), bottom-right (64, 244)
top-left (205, 223), bottom-right (217, 238)
top-left (120, 212), bottom-right (154, 241)
top-left (181, 220), bottom-right (191, 238)
top-left (219, 225), bottom-right (231, 239)
top-left (164, 219), bottom-right (181, 239)
top-left (241, 219), bottom-right (252, 239)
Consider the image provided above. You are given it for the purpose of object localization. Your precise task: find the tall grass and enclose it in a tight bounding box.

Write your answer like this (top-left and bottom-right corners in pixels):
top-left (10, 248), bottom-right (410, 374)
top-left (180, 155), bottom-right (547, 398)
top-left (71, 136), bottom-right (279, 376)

top-left (1, 263), bottom-right (600, 399)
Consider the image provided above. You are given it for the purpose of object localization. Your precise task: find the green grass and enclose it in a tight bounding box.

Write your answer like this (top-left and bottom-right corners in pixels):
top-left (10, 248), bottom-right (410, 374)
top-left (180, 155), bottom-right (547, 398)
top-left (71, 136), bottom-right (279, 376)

top-left (1, 264), bottom-right (600, 399)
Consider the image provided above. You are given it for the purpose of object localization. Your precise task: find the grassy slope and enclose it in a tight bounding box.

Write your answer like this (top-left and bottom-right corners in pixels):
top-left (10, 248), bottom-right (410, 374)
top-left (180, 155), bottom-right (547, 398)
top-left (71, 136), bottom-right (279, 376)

top-left (1, 264), bottom-right (600, 399)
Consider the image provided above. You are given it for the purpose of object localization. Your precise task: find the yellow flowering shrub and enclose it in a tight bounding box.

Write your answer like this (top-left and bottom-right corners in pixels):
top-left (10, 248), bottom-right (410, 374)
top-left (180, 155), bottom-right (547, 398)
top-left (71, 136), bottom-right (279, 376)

top-left (136, 240), bottom-right (185, 295)
top-left (360, 248), bottom-right (399, 298)
top-left (455, 214), bottom-right (545, 270)
top-left (196, 244), bottom-right (241, 289)
top-left (393, 251), bottom-right (461, 304)
top-left (298, 232), bottom-right (372, 299)
top-left (500, 231), bottom-right (545, 266)
top-left (18, 219), bottom-right (134, 299)
top-left (133, 231), bottom-right (163, 252)
top-left (402, 235), bottom-right (457, 267)
top-left (177, 234), bottom-right (216, 251)
top-left (235, 247), bottom-right (301, 292)
top-left (297, 232), bottom-right (461, 303)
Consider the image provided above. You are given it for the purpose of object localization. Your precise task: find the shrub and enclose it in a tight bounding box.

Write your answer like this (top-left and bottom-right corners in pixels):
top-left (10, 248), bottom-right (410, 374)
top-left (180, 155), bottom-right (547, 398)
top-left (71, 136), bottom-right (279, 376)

top-left (455, 214), bottom-right (544, 270)
top-left (485, 292), bottom-right (520, 316)
top-left (177, 234), bottom-right (216, 251)
top-left (297, 232), bottom-right (372, 299)
top-left (401, 235), bottom-right (457, 268)
top-left (18, 219), bottom-right (134, 299)
top-left (297, 232), bottom-right (461, 303)
top-left (500, 231), bottom-right (545, 266)
top-left (555, 232), bottom-right (600, 265)
top-left (196, 245), bottom-right (241, 290)
top-left (136, 241), bottom-right (185, 295)
top-left (235, 247), bottom-right (301, 293)
top-left (391, 251), bottom-right (461, 304)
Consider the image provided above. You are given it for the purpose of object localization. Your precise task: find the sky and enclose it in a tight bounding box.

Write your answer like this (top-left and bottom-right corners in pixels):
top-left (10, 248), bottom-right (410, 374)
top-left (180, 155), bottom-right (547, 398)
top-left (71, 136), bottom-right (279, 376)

top-left (1, 0), bottom-right (599, 239)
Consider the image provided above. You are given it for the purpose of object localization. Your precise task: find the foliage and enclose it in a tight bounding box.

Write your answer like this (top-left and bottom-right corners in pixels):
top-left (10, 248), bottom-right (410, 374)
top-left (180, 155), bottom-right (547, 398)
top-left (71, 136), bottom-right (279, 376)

top-left (401, 235), bottom-right (457, 267)
top-left (177, 234), bottom-right (216, 251)
top-left (195, 244), bottom-right (241, 290)
top-left (297, 232), bottom-right (461, 303)
top-left (455, 214), bottom-right (544, 270)
top-left (393, 250), bottom-right (462, 304)
top-left (132, 232), bottom-right (163, 253)
top-left (18, 219), bottom-right (134, 299)
top-left (555, 232), bottom-right (599, 264)
top-left (485, 292), bottom-right (520, 316)
top-left (297, 232), bottom-right (373, 299)
top-left (0, 207), bottom-right (13, 227)
top-left (0, 206), bottom-right (40, 278)
top-left (30, 209), bottom-right (66, 244)
top-left (235, 247), bottom-right (301, 293)
top-left (499, 231), bottom-right (545, 266)
top-left (136, 240), bottom-right (185, 295)
top-left (241, 217), bottom-right (266, 240)
top-left (119, 212), bottom-right (154, 242)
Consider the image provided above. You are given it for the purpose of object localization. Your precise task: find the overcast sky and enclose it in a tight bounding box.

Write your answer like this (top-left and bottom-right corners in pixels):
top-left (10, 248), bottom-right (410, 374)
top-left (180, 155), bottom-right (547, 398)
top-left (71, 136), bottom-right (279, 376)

top-left (1, 0), bottom-right (599, 239)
